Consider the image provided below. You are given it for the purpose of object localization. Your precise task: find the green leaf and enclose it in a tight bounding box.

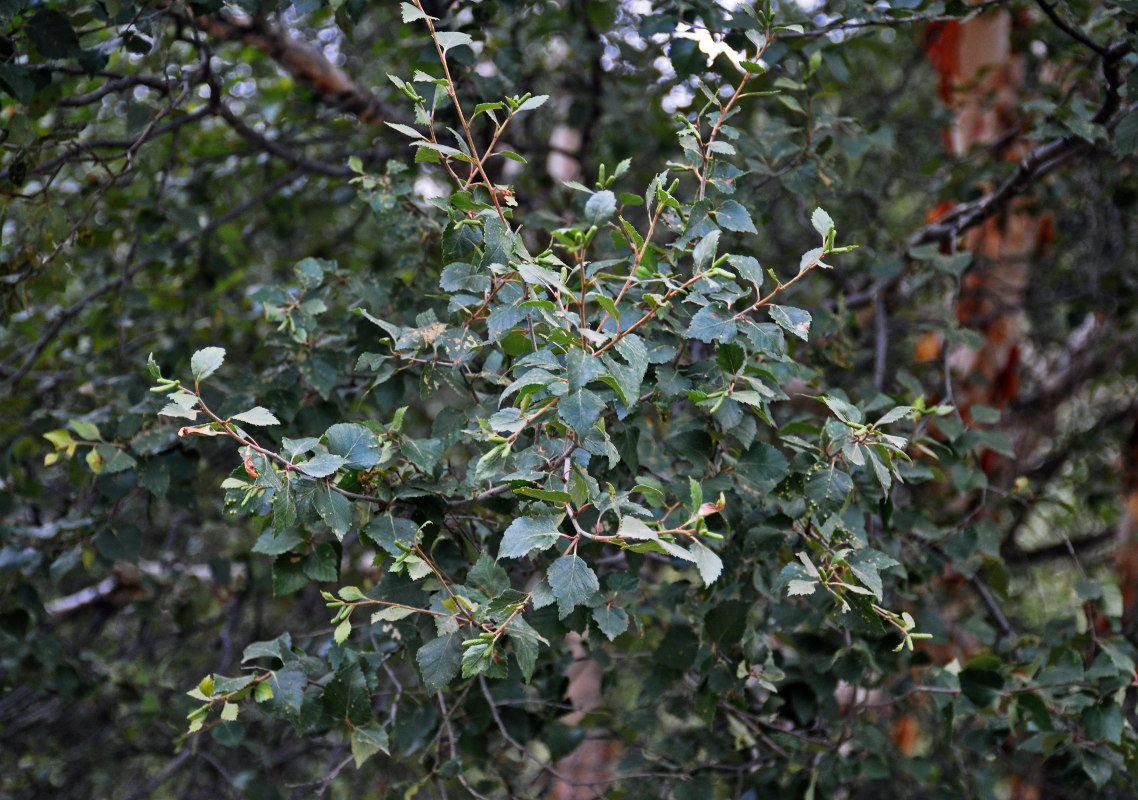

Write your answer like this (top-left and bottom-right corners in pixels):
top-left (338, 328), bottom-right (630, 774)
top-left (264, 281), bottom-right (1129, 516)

top-left (516, 94), bottom-right (549, 111)
top-left (653, 623), bottom-right (698, 670)
top-left (1083, 701), bottom-right (1124, 744)
top-left (242, 633), bottom-right (293, 665)
top-left (323, 661), bottom-right (370, 726)
top-left (518, 261), bottom-right (571, 295)
top-left (26, 9), bottom-right (80, 58)
top-left (0, 64), bottom-right (34, 104)
top-left (592, 606), bottom-right (629, 640)
top-left (467, 551), bottom-right (510, 596)
top-left (558, 388), bottom-right (605, 435)
top-left (715, 200), bottom-right (757, 233)
top-left (362, 514), bottom-right (419, 555)
top-left (499, 515), bottom-right (562, 559)
top-left (506, 616), bottom-right (545, 681)
top-left (959, 664), bottom-right (1004, 708)
top-left (69, 419), bottom-right (101, 441)
top-left (352, 725), bottom-right (391, 768)
top-left (547, 554), bottom-right (599, 618)
top-left (804, 466), bottom-right (852, 514)
top-left (1116, 110), bottom-right (1138, 154)
top-left (769, 305), bottom-right (811, 340)
top-left (190, 347), bottom-right (226, 382)
top-left (296, 453), bottom-right (346, 478)
top-left (689, 540), bottom-right (723, 586)
top-left (325, 423), bottom-right (382, 469)
top-left (268, 665), bottom-right (306, 721)
top-left (787, 579), bottom-right (817, 596)
top-left (601, 333), bottom-right (648, 405)
top-left (435, 31), bottom-right (473, 52)
top-left (95, 444), bottom-right (137, 473)
top-left (400, 437), bottom-right (444, 473)
top-left (417, 633), bottom-right (463, 692)
top-left (687, 304), bottom-right (737, 343)
top-left (232, 407), bottom-right (280, 426)
top-left (692, 230), bottom-right (720, 271)
top-left (303, 541), bottom-right (340, 581)
top-left (273, 554), bottom-right (308, 596)
top-left (514, 487), bottom-right (573, 504)
top-left (585, 190), bottom-right (617, 226)
top-left (313, 485), bottom-right (353, 540)
top-left (400, 1), bottom-right (434, 22)
top-left (619, 516), bottom-right (657, 539)
top-left (811, 207), bottom-right (834, 238)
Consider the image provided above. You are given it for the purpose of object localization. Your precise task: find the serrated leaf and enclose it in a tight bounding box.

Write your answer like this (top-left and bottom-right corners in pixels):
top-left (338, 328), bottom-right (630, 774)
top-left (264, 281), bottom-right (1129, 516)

top-left (190, 347), bottom-right (225, 382)
top-left (325, 423), bottom-right (382, 469)
top-left (435, 31), bottom-right (473, 52)
top-left (517, 94), bottom-right (548, 111)
top-left (768, 305), bottom-right (811, 340)
top-left (518, 262), bottom-right (571, 294)
top-left (220, 702), bottom-right (238, 722)
top-left (585, 190), bottom-right (617, 226)
top-left (324, 661), bottom-right (370, 726)
top-left (399, 1), bottom-right (432, 22)
top-left (811, 207), bottom-right (834, 238)
top-left (95, 444), bottom-right (136, 474)
top-left (716, 200), bottom-right (757, 233)
top-left (232, 407), bottom-right (280, 426)
top-left (787, 579), bottom-right (817, 596)
top-left (692, 230), bottom-right (720, 270)
top-left (547, 554), bottom-right (599, 618)
top-left (506, 616), bottom-right (545, 681)
top-left (558, 388), bottom-right (605, 435)
top-left (687, 304), bottom-right (737, 343)
top-left (499, 515), bottom-right (562, 559)
top-left (351, 725), bottom-right (390, 768)
top-left (296, 453), bottom-right (346, 478)
top-left (417, 633), bottom-right (463, 692)
top-left (728, 255), bottom-right (763, 293)
top-left (467, 551), bottom-right (510, 596)
top-left (334, 618), bottom-right (352, 644)
top-left (875, 405), bottom-right (915, 426)
top-left (313, 484), bottom-right (353, 540)
top-left (689, 540), bottom-right (723, 586)
top-left (592, 606), bottom-right (629, 640)
top-left (619, 517), bottom-right (657, 539)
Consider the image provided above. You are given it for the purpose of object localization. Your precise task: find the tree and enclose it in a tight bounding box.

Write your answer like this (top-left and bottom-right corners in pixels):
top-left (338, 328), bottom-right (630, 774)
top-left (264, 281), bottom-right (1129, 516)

top-left (3, 0), bottom-right (1138, 798)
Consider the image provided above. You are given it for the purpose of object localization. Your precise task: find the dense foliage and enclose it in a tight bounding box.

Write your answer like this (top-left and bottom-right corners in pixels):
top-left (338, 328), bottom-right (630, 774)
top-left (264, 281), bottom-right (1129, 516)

top-left (3, 0), bottom-right (1138, 798)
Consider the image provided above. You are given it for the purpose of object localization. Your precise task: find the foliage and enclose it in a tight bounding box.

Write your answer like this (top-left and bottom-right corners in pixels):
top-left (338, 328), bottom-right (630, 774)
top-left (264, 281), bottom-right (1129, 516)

top-left (3, 0), bottom-right (1138, 799)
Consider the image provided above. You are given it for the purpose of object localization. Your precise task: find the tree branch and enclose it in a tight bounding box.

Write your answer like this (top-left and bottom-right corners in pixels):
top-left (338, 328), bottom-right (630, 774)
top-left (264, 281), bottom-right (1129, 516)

top-left (176, 7), bottom-right (392, 125)
top-left (0, 173), bottom-right (302, 387)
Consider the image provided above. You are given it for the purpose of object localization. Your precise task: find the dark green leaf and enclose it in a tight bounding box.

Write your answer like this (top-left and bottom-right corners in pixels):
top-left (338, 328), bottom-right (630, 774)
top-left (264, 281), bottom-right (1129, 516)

top-left (312, 485), bottom-right (352, 540)
top-left (547, 555), bottom-right (599, 618)
top-left (498, 515), bottom-right (562, 560)
top-left (592, 605), bottom-right (629, 640)
top-left (768, 305), bottom-right (811, 340)
top-left (558, 388), bottom-right (605, 435)
top-left (467, 552), bottom-right (510, 596)
top-left (323, 661), bottom-right (370, 726)
top-left (324, 423), bottom-right (382, 469)
top-left (687, 304), bottom-right (737, 343)
top-left (26, 10), bottom-right (80, 58)
top-left (417, 633), bottom-right (463, 692)
top-left (715, 200), bottom-right (757, 233)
